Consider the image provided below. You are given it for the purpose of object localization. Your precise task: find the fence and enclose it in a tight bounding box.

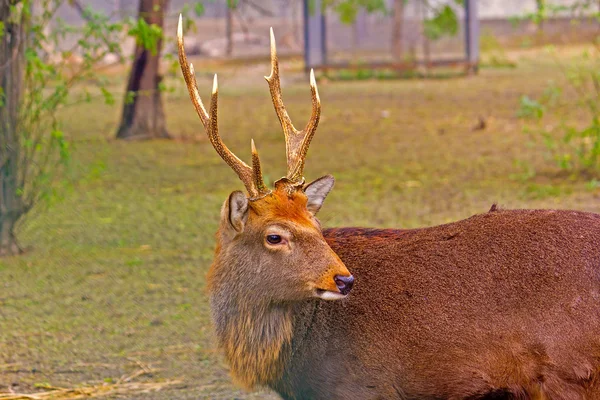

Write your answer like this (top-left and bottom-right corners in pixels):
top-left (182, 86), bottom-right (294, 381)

top-left (312, 0), bottom-right (477, 73)
top-left (47, 1), bottom-right (600, 70)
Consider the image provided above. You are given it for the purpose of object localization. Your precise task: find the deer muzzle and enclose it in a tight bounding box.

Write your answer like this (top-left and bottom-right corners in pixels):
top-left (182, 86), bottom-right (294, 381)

top-left (334, 274), bottom-right (355, 295)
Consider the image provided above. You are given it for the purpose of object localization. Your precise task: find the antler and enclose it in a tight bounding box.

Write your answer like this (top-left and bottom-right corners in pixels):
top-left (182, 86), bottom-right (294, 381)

top-left (177, 15), bottom-right (268, 199)
top-left (264, 28), bottom-right (321, 185)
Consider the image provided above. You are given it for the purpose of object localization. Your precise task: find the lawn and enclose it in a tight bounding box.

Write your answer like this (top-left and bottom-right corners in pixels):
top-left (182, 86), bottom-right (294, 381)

top-left (1, 46), bottom-right (599, 399)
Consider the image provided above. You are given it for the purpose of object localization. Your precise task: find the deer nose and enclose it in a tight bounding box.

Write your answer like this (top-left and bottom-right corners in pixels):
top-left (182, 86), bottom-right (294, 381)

top-left (334, 275), bottom-right (354, 295)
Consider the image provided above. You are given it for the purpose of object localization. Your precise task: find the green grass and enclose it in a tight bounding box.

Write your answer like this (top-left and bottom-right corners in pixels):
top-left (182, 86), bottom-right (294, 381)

top-left (2, 46), bottom-right (600, 399)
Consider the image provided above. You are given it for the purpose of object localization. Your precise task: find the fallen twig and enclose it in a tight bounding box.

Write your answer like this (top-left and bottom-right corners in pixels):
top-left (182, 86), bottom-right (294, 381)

top-left (0, 376), bottom-right (181, 399)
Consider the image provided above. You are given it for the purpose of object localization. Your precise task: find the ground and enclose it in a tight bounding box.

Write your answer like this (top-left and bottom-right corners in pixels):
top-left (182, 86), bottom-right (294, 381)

top-left (1, 46), bottom-right (599, 399)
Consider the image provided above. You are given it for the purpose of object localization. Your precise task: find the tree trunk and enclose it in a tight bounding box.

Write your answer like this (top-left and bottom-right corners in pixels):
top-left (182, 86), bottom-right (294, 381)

top-left (391, 0), bottom-right (404, 61)
top-left (0, 214), bottom-right (21, 256)
top-left (116, 0), bottom-right (170, 140)
top-left (419, 0), bottom-right (430, 76)
top-left (536, 0), bottom-right (545, 32)
top-left (0, 0), bottom-right (26, 256)
top-left (226, 3), bottom-right (233, 56)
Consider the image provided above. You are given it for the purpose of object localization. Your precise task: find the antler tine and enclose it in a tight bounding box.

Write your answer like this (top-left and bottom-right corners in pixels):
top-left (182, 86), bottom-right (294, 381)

top-left (251, 139), bottom-right (268, 194)
top-left (264, 28), bottom-right (322, 184)
top-left (178, 14), bottom-right (266, 198)
top-left (292, 68), bottom-right (321, 180)
top-left (177, 15), bottom-right (209, 128)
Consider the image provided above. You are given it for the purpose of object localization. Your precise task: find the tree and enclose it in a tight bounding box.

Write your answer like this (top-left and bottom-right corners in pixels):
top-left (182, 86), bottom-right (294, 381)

top-left (391, 0), bottom-right (404, 61)
top-left (1, 0), bottom-right (27, 255)
top-left (0, 0), bottom-right (121, 256)
top-left (535, 0), bottom-right (546, 31)
top-left (226, 0), bottom-right (234, 56)
top-left (116, 0), bottom-right (170, 140)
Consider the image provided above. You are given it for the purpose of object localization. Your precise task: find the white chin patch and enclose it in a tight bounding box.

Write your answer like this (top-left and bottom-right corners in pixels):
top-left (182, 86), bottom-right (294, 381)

top-left (315, 290), bottom-right (347, 300)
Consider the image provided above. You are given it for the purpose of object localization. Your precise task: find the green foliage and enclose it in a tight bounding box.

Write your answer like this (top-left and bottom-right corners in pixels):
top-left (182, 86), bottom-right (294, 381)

top-left (308, 0), bottom-right (387, 24)
top-left (0, 0), bottom-right (128, 249)
top-left (128, 18), bottom-right (163, 56)
top-left (329, 0), bottom-right (387, 24)
top-left (100, 87), bottom-right (115, 105)
top-left (524, 182), bottom-right (570, 199)
top-left (515, 1), bottom-right (600, 178)
top-left (194, 2), bottom-right (205, 16)
top-left (176, 2), bottom-right (222, 39)
top-left (423, 5), bottom-right (458, 40)
top-left (586, 179), bottom-right (600, 190)
top-left (314, 0), bottom-right (462, 41)
top-left (516, 0), bottom-right (600, 26)
top-left (518, 50), bottom-right (600, 175)
top-left (125, 90), bottom-right (136, 105)
top-left (517, 95), bottom-right (545, 119)
top-left (333, 2), bottom-right (361, 24)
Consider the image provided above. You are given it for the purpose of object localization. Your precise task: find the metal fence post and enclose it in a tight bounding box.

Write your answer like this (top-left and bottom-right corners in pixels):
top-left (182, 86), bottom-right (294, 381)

top-left (465, 0), bottom-right (480, 74)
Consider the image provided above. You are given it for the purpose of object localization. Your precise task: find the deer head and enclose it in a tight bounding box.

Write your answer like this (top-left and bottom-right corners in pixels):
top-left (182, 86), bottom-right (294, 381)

top-left (177, 17), bottom-right (353, 303)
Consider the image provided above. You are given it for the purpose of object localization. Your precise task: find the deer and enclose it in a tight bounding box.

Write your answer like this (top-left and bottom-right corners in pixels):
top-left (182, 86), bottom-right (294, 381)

top-left (177, 17), bottom-right (600, 400)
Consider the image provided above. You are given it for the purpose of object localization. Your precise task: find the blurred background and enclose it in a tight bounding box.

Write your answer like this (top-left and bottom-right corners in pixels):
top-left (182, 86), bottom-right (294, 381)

top-left (2, 0), bottom-right (600, 399)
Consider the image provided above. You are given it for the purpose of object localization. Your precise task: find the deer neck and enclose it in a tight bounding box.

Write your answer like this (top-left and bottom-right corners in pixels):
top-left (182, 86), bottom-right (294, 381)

top-left (209, 280), bottom-right (295, 389)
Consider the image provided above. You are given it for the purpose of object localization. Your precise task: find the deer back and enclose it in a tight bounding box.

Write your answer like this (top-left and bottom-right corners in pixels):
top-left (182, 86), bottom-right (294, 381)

top-left (277, 208), bottom-right (600, 399)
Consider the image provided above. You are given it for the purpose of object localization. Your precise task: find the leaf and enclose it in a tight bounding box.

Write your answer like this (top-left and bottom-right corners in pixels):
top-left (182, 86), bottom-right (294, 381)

top-left (586, 179), bottom-right (599, 190)
top-left (362, 0), bottom-right (387, 13)
top-left (424, 5), bottom-right (459, 40)
top-left (517, 95), bottom-right (545, 120)
top-left (157, 80), bottom-right (168, 93)
top-left (127, 18), bottom-right (163, 55)
top-left (335, 2), bottom-right (358, 25)
top-left (307, 0), bottom-right (317, 15)
top-left (194, 2), bottom-right (205, 16)
top-left (125, 91), bottom-right (136, 105)
top-left (51, 130), bottom-right (64, 140)
top-left (320, 0), bottom-right (387, 23)
top-left (101, 87), bottom-right (115, 105)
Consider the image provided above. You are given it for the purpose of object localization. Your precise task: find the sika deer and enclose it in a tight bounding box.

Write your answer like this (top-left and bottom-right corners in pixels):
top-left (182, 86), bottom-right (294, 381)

top-left (178, 17), bottom-right (600, 400)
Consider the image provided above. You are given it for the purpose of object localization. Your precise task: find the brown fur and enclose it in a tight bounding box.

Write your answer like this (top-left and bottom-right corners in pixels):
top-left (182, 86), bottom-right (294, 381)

top-left (208, 187), bottom-right (600, 399)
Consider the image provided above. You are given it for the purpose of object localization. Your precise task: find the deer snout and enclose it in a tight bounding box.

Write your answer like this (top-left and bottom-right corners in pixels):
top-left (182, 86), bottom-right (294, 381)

top-left (334, 275), bottom-right (354, 295)
top-left (314, 261), bottom-right (353, 300)
top-left (313, 250), bottom-right (353, 300)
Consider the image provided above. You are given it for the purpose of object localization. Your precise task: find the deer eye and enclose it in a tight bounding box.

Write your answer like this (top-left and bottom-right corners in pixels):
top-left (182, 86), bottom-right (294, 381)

top-left (266, 234), bottom-right (283, 245)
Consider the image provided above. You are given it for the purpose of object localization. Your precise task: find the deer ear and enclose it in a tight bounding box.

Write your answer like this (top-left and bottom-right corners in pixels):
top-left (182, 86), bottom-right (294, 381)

top-left (222, 191), bottom-right (249, 234)
top-left (304, 175), bottom-right (335, 215)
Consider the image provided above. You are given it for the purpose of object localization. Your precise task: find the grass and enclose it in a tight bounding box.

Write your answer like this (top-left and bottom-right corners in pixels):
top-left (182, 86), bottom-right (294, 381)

top-left (1, 45), bottom-right (600, 399)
